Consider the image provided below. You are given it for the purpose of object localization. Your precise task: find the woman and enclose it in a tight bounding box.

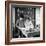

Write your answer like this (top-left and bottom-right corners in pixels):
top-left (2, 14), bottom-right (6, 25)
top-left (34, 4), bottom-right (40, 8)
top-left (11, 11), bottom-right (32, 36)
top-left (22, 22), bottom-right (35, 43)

top-left (15, 14), bottom-right (26, 38)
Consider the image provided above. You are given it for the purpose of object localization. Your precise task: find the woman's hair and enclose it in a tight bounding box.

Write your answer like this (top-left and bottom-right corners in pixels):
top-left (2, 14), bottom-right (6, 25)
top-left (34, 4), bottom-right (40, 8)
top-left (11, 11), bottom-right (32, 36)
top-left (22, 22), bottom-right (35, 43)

top-left (20, 13), bottom-right (24, 18)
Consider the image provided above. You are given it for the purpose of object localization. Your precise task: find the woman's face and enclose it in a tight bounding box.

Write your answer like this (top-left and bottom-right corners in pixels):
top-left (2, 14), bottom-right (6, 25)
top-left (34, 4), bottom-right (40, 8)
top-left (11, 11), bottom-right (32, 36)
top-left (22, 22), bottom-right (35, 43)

top-left (20, 18), bottom-right (23, 20)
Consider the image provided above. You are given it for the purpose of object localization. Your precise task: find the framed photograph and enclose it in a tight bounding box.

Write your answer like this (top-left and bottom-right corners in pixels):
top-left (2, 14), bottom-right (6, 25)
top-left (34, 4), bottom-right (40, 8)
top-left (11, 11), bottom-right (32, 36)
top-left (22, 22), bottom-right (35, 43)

top-left (5, 1), bottom-right (45, 45)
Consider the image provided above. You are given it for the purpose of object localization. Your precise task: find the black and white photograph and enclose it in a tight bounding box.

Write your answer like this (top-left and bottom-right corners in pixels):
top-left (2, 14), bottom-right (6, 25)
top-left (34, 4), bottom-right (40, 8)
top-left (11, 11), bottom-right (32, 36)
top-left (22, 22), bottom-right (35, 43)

top-left (11, 5), bottom-right (40, 38)
top-left (5, 1), bottom-right (45, 44)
